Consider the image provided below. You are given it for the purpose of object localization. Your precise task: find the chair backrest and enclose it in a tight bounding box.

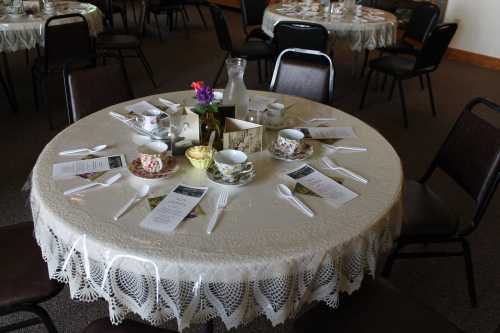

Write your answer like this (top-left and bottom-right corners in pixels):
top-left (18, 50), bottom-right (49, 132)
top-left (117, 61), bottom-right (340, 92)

top-left (273, 21), bottom-right (329, 54)
top-left (240, 0), bottom-right (267, 33)
top-left (63, 54), bottom-right (134, 124)
top-left (414, 23), bottom-right (457, 72)
top-left (270, 48), bottom-right (334, 105)
top-left (44, 14), bottom-right (92, 69)
top-left (404, 2), bottom-right (440, 42)
top-left (422, 97), bottom-right (500, 232)
top-left (209, 4), bottom-right (232, 52)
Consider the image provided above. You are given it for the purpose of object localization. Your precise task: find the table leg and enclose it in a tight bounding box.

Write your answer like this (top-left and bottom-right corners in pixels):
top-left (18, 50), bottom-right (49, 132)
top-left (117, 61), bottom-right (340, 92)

top-left (1, 52), bottom-right (18, 112)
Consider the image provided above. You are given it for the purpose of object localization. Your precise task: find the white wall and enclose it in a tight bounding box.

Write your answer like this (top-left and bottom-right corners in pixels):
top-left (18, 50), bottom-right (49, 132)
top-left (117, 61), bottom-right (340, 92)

top-left (445, 0), bottom-right (500, 59)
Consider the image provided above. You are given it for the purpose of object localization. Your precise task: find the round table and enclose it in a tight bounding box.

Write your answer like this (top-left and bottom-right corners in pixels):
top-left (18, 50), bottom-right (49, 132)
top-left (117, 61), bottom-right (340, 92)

top-left (262, 3), bottom-right (397, 51)
top-left (0, 1), bottom-right (103, 52)
top-left (31, 90), bottom-right (403, 330)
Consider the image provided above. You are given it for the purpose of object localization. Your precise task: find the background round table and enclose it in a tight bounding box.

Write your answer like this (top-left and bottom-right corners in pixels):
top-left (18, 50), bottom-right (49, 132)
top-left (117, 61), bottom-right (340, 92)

top-left (262, 3), bottom-right (397, 52)
top-left (31, 90), bottom-right (403, 330)
top-left (0, 1), bottom-right (103, 52)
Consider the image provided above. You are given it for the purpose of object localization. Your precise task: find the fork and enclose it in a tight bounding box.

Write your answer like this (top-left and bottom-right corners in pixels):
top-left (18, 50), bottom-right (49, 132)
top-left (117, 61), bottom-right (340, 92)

top-left (207, 191), bottom-right (229, 234)
top-left (321, 157), bottom-right (368, 184)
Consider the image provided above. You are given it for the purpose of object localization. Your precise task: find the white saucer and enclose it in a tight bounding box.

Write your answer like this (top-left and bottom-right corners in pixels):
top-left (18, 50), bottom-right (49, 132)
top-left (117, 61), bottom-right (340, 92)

top-left (268, 141), bottom-right (314, 162)
top-left (206, 164), bottom-right (256, 187)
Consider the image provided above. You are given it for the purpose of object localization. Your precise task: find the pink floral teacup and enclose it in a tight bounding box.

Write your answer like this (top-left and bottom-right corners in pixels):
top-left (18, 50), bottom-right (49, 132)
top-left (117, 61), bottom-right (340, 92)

top-left (138, 142), bottom-right (168, 173)
top-left (276, 129), bottom-right (305, 155)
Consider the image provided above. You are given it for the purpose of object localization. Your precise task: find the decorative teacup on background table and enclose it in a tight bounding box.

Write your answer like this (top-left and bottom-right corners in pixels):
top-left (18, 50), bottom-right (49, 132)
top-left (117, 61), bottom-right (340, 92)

top-left (139, 109), bottom-right (163, 132)
top-left (138, 142), bottom-right (169, 173)
top-left (213, 149), bottom-right (253, 182)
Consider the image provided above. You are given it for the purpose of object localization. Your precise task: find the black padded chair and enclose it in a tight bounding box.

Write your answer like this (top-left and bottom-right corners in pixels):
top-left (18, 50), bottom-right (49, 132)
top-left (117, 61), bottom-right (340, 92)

top-left (382, 97), bottom-right (500, 307)
top-left (85, 0), bottom-right (129, 32)
top-left (32, 14), bottom-right (93, 130)
top-left (240, 0), bottom-right (269, 42)
top-left (147, 0), bottom-right (190, 40)
top-left (96, 0), bottom-right (157, 87)
top-left (294, 278), bottom-right (463, 333)
top-left (273, 21), bottom-right (329, 54)
top-left (270, 48), bottom-right (334, 105)
top-left (63, 54), bottom-right (133, 124)
top-left (183, 0), bottom-right (208, 30)
top-left (209, 4), bottom-right (273, 86)
top-left (0, 222), bottom-right (64, 332)
top-left (359, 23), bottom-right (457, 128)
top-left (83, 318), bottom-right (178, 332)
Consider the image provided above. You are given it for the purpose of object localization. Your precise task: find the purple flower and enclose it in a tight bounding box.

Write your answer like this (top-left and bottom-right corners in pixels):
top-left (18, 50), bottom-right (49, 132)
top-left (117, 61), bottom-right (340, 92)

top-left (195, 85), bottom-right (214, 106)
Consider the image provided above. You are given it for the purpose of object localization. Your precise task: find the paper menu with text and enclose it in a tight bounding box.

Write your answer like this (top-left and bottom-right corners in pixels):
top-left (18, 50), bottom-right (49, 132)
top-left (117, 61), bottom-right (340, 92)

top-left (141, 184), bottom-right (208, 233)
top-left (286, 164), bottom-right (358, 208)
top-left (52, 155), bottom-right (126, 179)
top-left (296, 127), bottom-right (357, 139)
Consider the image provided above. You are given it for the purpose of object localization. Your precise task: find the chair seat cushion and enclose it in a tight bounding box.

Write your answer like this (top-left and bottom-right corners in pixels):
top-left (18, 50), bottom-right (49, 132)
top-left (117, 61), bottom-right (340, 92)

top-left (381, 40), bottom-right (418, 56)
top-left (294, 278), bottom-right (462, 333)
top-left (232, 40), bottom-right (273, 59)
top-left (83, 318), bottom-right (177, 333)
top-left (0, 222), bottom-right (62, 308)
top-left (401, 180), bottom-right (460, 239)
top-left (96, 33), bottom-right (140, 49)
top-left (369, 55), bottom-right (415, 76)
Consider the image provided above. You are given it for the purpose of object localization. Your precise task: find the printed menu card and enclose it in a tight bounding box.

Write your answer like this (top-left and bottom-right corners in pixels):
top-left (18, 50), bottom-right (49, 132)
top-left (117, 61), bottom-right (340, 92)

top-left (53, 155), bottom-right (126, 179)
top-left (286, 164), bottom-right (358, 208)
top-left (295, 127), bottom-right (357, 139)
top-left (141, 184), bottom-right (208, 233)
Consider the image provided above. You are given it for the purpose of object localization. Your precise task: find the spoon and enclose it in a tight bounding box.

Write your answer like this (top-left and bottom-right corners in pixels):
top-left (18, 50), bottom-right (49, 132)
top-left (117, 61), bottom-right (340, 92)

top-left (276, 184), bottom-right (315, 218)
top-left (59, 144), bottom-right (107, 156)
top-left (64, 173), bottom-right (122, 196)
top-left (322, 144), bottom-right (367, 152)
top-left (113, 185), bottom-right (150, 221)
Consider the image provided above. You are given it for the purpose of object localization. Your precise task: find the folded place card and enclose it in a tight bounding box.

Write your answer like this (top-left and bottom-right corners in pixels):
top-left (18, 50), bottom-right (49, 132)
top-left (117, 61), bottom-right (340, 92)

top-left (223, 118), bottom-right (263, 153)
top-left (295, 127), bottom-right (357, 140)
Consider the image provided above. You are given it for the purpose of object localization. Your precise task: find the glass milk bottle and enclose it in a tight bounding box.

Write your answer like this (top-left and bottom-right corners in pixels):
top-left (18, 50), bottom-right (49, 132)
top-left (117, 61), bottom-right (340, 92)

top-left (223, 57), bottom-right (249, 120)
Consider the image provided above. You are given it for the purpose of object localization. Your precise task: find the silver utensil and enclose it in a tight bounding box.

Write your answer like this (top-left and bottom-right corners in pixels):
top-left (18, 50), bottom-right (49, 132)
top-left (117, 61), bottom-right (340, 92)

top-left (207, 191), bottom-right (229, 234)
top-left (64, 173), bottom-right (122, 196)
top-left (321, 157), bottom-right (368, 184)
top-left (113, 185), bottom-right (150, 221)
top-left (299, 117), bottom-right (336, 124)
top-left (59, 144), bottom-right (107, 156)
top-left (322, 144), bottom-right (367, 152)
top-left (276, 184), bottom-right (314, 218)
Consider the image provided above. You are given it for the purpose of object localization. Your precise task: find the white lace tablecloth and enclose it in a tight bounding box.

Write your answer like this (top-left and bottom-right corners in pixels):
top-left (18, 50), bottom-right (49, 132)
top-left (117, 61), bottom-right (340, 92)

top-left (31, 90), bottom-right (403, 331)
top-left (262, 4), bottom-right (397, 51)
top-left (0, 1), bottom-right (103, 52)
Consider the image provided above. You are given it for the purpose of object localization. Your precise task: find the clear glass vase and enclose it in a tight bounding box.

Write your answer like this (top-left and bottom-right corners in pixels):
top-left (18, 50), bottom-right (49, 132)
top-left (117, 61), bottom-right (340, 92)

top-left (223, 57), bottom-right (249, 120)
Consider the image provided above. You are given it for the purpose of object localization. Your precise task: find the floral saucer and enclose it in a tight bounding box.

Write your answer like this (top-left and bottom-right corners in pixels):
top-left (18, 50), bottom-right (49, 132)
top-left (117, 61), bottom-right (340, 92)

top-left (206, 164), bottom-right (256, 187)
top-left (128, 157), bottom-right (179, 179)
top-left (268, 141), bottom-right (314, 161)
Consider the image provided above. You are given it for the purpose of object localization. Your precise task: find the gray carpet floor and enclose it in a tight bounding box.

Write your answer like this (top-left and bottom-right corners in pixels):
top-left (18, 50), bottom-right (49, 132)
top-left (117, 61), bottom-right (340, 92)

top-left (1, 5), bottom-right (499, 333)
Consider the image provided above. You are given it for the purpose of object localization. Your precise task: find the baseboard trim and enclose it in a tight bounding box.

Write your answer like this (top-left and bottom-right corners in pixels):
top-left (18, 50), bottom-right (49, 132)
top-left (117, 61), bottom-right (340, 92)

top-left (447, 48), bottom-right (500, 71)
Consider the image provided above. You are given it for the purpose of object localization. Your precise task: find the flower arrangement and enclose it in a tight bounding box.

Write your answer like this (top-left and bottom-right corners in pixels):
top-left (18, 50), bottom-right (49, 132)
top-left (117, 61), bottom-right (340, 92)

top-left (191, 81), bottom-right (219, 115)
top-left (190, 81), bottom-right (223, 149)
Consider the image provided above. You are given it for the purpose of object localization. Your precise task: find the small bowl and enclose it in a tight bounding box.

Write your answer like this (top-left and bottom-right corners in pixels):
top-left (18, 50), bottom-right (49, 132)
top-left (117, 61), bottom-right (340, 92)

top-left (185, 146), bottom-right (216, 169)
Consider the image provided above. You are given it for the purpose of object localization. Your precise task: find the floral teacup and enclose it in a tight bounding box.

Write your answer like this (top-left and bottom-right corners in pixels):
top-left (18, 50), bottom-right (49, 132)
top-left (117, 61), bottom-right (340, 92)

top-left (275, 129), bottom-right (305, 155)
top-left (213, 149), bottom-right (253, 182)
top-left (138, 142), bottom-right (168, 173)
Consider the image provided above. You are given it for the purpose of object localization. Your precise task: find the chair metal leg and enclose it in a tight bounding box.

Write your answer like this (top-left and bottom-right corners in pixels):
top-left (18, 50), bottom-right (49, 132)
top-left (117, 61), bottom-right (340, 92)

top-left (136, 47), bottom-right (157, 87)
top-left (130, 0), bottom-right (137, 25)
top-left (121, 9), bottom-right (129, 33)
top-left (2, 53), bottom-right (18, 112)
top-left (196, 4), bottom-right (207, 29)
top-left (0, 69), bottom-right (15, 112)
top-left (32, 69), bottom-right (40, 112)
top-left (360, 49), bottom-right (369, 78)
top-left (388, 76), bottom-right (396, 101)
top-left (213, 53), bottom-right (228, 87)
top-left (0, 304), bottom-right (59, 333)
top-left (380, 74), bottom-right (387, 91)
top-left (181, 8), bottom-right (190, 39)
top-left (419, 74), bottom-right (425, 90)
top-left (153, 14), bottom-right (162, 41)
top-left (359, 69), bottom-right (373, 110)
top-left (462, 239), bottom-right (478, 308)
top-left (382, 243), bottom-right (401, 278)
top-left (397, 79), bottom-right (409, 128)
top-left (257, 59), bottom-right (262, 83)
top-left (426, 73), bottom-right (437, 117)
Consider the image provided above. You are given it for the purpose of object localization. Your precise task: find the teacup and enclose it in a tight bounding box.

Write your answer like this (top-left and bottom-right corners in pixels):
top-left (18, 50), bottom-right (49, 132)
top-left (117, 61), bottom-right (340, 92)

top-left (138, 142), bottom-right (169, 173)
top-left (140, 109), bottom-right (162, 132)
top-left (213, 149), bottom-right (253, 182)
top-left (276, 129), bottom-right (305, 155)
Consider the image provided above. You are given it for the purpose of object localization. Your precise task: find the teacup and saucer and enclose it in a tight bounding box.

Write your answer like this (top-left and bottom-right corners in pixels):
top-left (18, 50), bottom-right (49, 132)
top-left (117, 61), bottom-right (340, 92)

top-left (206, 149), bottom-right (256, 186)
top-left (129, 142), bottom-right (178, 179)
top-left (269, 129), bottom-right (314, 161)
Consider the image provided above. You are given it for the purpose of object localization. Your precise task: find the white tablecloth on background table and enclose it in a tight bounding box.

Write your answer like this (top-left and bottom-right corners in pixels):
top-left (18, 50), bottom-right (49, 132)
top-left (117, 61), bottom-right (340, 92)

top-left (262, 4), bottom-right (397, 52)
top-left (0, 1), bottom-right (103, 52)
top-left (31, 90), bottom-right (403, 330)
